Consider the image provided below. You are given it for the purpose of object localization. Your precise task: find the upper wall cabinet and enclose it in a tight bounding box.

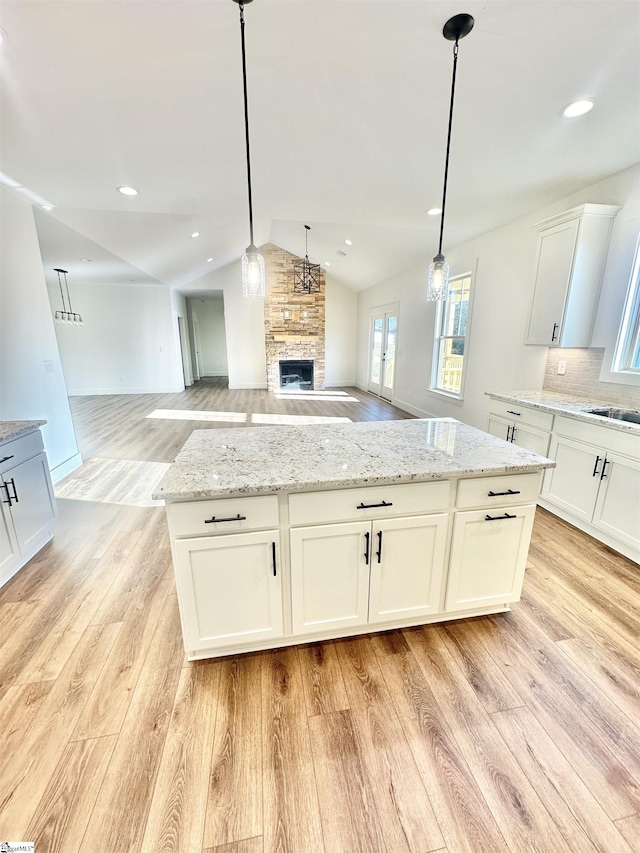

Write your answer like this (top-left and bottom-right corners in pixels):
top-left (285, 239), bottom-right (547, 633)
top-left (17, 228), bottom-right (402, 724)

top-left (525, 203), bottom-right (620, 347)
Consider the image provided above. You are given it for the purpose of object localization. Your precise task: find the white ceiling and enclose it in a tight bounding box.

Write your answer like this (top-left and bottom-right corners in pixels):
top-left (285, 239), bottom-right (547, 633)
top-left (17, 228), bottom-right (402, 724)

top-left (1, 0), bottom-right (639, 294)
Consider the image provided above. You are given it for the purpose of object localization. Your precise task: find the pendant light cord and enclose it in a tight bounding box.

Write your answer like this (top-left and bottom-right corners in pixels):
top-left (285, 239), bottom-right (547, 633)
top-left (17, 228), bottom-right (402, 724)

top-left (238, 2), bottom-right (255, 247)
top-left (437, 40), bottom-right (459, 257)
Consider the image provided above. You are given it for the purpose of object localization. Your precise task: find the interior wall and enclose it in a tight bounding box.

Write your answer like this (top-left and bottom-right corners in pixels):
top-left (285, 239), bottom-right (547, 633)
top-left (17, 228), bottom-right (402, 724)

top-left (48, 281), bottom-right (185, 395)
top-left (0, 186), bottom-right (81, 480)
top-left (325, 276), bottom-right (357, 387)
top-left (356, 162), bottom-right (640, 431)
top-left (189, 299), bottom-right (229, 377)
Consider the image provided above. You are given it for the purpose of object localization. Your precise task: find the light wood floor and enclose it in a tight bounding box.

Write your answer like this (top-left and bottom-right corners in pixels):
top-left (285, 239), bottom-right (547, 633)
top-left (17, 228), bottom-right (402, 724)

top-left (2, 382), bottom-right (639, 852)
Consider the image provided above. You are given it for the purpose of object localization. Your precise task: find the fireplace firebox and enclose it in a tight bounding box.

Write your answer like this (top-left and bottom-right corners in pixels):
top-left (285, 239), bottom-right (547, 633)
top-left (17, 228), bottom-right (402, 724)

top-left (279, 359), bottom-right (314, 390)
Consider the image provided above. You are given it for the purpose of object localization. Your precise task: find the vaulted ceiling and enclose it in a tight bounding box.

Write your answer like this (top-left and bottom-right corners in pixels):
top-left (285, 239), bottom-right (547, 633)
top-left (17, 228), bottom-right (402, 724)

top-left (2, 0), bottom-right (639, 294)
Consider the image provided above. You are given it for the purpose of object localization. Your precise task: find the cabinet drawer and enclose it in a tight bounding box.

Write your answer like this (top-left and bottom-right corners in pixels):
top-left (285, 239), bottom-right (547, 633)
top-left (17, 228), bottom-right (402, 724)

top-left (289, 481), bottom-right (450, 526)
top-left (456, 472), bottom-right (542, 509)
top-left (169, 494), bottom-right (279, 537)
top-left (0, 430), bottom-right (44, 473)
top-left (488, 400), bottom-right (554, 431)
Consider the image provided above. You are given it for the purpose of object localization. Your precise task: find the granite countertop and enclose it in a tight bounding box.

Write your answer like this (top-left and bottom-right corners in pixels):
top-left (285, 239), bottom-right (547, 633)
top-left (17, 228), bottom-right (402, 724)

top-left (487, 390), bottom-right (640, 434)
top-left (0, 420), bottom-right (46, 446)
top-left (154, 418), bottom-right (554, 501)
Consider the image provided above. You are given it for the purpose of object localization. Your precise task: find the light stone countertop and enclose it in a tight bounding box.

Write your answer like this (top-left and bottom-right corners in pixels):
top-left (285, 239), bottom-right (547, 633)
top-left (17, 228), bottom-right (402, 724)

top-left (0, 420), bottom-right (46, 446)
top-left (154, 418), bottom-right (555, 501)
top-left (487, 390), bottom-right (640, 434)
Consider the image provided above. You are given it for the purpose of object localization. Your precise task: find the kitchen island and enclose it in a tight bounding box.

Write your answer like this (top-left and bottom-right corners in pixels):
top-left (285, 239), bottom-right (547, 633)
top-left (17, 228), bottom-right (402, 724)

top-left (154, 418), bottom-right (554, 660)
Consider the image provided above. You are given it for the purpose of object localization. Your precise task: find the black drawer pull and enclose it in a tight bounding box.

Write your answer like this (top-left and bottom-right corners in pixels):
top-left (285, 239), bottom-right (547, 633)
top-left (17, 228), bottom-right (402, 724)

top-left (592, 455), bottom-right (602, 477)
top-left (487, 489), bottom-right (521, 497)
top-left (364, 531), bottom-right (370, 565)
top-left (376, 529), bottom-right (383, 564)
top-left (506, 410), bottom-right (521, 416)
top-left (0, 454), bottom-right (14, 464)
top-left (551, 322), bottom-right (559, 342)
top-left (272, 541), bottom-right (277, 576)
top-left (204, 514), bottom-right (247, 524)
top-left (600, 458), bottom-right (610, 480)
top-left (485, 512), bottom-right (517, 522)
top-left (357, 500), bottom-right (393, 510)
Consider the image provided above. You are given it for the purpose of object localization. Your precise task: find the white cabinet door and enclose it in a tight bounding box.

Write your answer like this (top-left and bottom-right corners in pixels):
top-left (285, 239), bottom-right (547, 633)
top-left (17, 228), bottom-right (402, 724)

top-left (368, 514), bottom-right (448, 624)
top-left (542, 435), bottom-right (601, 522)
top-left (0, 500), bottom-right (19, 586)
top-left (445, 505), bottom-right (536, 612)
top-left (526, 218), bottom-right (579, 345)
top-left (487, 415), bottom-right (512, 443)
top-left (592, 451), bottom-right (640, 551)
top-left (487, 415), bottom-right (550, 457)
top-left (290, 521), bottom-right (370, 635)
top-left (3, 453), bottom-right (57, 554)
top-left (173, 531), bottom-right (283, 652)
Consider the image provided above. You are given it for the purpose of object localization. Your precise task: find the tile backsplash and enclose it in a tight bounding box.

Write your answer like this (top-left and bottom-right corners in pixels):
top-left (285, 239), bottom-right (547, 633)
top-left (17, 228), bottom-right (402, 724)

top-left (544, 348), bottom-right (640, 407)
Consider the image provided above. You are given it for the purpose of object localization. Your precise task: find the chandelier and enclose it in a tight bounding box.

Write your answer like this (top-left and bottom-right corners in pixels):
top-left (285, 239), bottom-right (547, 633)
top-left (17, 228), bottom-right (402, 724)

top-left (53, 268), bottom-right (84, 325)
top-left (293, 225), bottom-right (321, 294)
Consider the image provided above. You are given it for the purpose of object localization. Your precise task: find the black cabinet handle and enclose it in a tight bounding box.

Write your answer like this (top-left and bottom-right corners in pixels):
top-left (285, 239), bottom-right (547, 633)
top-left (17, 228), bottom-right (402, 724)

top-left (0, 454), bottom-right (14, 464)
top-left (376, 530), bottom-right (383, 564)
top-left (1, 480), bottom-right (13, 506)
top-left (204, 514), bottom-right (247, 524)
top-left (506, 410), bottom-right (521, 417)
top-left (364, 531), bottom-right (370, 565)
top-left (357, 500), bottom-right (393, 510)
top-left (592, 455), bottom-right (602, 477)
top-left (9, 478), bottom-right (18, 503)
top-left (506, 425), bottom-right (513, 442)
top-left (551, 322), bottom-right (559, 342)
top-left (600, 458), bottom-right (610, 480)
top-left (272, 541), bottom-right (277, 576)
top-left (487, 489), bottom-right (521, 497)
top-left (2, 477), bottom-right (18, 506)
top-left (485, 513), bottom-right (517, 522)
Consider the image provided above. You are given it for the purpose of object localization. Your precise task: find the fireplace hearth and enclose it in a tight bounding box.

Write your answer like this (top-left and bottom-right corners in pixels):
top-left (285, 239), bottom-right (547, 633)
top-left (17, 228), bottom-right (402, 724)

top-left (279, 359), bottom-right (314, 390)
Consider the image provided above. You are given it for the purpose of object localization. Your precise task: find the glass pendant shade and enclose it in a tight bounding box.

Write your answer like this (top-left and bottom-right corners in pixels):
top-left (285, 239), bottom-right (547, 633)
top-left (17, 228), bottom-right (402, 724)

top-left (242, 245), bottom-right (265, 297)
top-left (427, 253), bottom-right (450, 301)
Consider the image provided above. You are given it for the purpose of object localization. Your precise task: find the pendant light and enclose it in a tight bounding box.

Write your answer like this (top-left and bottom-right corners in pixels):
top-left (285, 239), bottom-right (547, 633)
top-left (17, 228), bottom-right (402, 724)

top-left (293, 225), bottom-right (321, 294)
top-left (427, 13), bottom-right (474, 301)
top-left (233, 0), bottom-right (265, 298)
top-left (53, 268), bottom-right (84, 325)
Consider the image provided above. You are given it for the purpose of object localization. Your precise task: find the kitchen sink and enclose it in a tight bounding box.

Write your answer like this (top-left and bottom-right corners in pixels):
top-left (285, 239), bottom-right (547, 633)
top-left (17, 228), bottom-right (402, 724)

top-left (587, 408), bottom-right (640, 425)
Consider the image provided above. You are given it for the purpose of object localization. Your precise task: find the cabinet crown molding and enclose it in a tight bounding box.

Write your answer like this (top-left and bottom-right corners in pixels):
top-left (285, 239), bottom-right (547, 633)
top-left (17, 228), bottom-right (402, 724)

top-left (532, 203), bottom-right (621, 232)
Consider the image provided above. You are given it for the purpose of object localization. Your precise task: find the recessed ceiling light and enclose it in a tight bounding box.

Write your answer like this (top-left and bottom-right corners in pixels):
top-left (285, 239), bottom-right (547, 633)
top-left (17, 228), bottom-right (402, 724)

top-left (427, 208), bottom-right (442, 216)
top-left (80, 258), bottom-right (93, 262)
top-left (117, 185), bottom-right (138, 196)
top-left (325, 261), bottom-right (331, 267)
top-left (207, 258), bottom-right (214, 263)
top-left (560, 99), bottom-right (594, 118)
top-left (191, 231), bottom-right (200, 238)
top-left (344, 239), bottom-right (353, 246)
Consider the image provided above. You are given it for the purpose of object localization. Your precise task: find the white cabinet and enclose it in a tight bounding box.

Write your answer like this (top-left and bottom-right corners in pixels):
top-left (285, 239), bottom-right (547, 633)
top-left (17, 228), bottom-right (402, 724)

top-left (541, 416), bottom-right (640, 560)
top-left (173, 530), bottom-right (283, 653)
top-left (525, 204), bottom-right (619, 347)
top-left (487, 399), bottom-right (553, 457)
top-left (1, 428), bottom-right (58, 588)
top-left (290, 513), bottom-right (448, 635)
top-left (167, 494), bottom-right (283, 654)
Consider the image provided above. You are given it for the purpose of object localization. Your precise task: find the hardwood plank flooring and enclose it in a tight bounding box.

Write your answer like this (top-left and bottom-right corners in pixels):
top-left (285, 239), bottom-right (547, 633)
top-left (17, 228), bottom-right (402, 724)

top-left (1, 382), bottom-right (639, 852)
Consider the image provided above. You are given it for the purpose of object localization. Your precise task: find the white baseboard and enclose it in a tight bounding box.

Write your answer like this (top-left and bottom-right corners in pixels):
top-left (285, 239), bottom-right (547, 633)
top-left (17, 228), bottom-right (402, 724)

top-left (392, 397), bottom-right (437, 418)
top-left (50, 451), bottom-right (83, 484)
top-left (68, 386), bottom-right (184, 396)
top-left (228, 383), bottom-right (268, 390)
top-left (325, 380), bottom-right (357, 388)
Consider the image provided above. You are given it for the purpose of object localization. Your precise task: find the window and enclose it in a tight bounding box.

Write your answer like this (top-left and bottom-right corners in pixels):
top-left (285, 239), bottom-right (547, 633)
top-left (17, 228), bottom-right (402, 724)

top-left (614, 234), bottom-right (640, 373)
top-left (431, 273), bottom-right (472, 397)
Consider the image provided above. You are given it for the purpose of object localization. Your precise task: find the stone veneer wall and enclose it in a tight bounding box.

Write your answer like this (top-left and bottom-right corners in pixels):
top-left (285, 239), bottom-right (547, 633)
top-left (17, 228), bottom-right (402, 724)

top-left (544, 347), bottom-right (640, 407)
top-left (263, 242), bottom-right (326, 392)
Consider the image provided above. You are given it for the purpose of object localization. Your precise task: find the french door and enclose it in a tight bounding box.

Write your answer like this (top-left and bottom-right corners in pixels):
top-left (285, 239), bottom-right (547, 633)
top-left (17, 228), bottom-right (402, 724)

top-left (368, 309), bottom-right (398, 401)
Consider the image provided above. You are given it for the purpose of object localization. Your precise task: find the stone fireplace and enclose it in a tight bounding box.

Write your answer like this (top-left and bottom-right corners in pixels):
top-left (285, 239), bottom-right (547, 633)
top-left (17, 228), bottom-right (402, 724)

top-left (263, 243), bottom-right (325, 392)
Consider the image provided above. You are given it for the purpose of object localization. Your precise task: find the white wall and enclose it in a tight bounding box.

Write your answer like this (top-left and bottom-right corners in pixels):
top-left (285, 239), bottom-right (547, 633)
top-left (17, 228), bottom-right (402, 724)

top-left (49, 281), bottom-right (184, 395)
top-left (325, 276), bottom-right (358, 387)
top-left (189, 299), bottom-right (229, 376)
top-left (356, 162), bottom-right (640, 430)
top-left (0, 187), bottom-right (81, 480)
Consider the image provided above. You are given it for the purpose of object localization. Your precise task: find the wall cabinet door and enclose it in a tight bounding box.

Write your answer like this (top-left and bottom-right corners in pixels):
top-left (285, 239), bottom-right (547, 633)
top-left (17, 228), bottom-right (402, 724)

top-left (290, 521), bottom-right (371, 635)
top-left (173, 530), bottom-right (283, 652)
top-left (445, 505), bottom-right (536, 612)
top-left (2, 453), bottom-right (57, 555)
top-left (368, 514), bottom-right (448, 624)
top-left (592, 451), bottom-right (640, 551)
top-left (541, 435), bottom-right (601, 522)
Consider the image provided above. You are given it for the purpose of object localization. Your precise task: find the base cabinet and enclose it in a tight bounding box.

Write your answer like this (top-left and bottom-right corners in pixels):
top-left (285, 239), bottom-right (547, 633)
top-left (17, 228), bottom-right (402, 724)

top-left (290, 514), bottom-right (448, 635)
top-left (486, 399), bottom-right (553, 458)
top-left (445, 505), bottom-right (536, 612)
top-left (1, 430), bottom-right (58, 588)
top-left (173, 530), bottom-right (283, 653)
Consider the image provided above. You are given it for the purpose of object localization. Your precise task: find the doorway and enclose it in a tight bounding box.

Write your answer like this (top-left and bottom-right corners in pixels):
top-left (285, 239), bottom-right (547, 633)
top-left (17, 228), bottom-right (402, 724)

top-left (367, 307), bottom-right (398, 401)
